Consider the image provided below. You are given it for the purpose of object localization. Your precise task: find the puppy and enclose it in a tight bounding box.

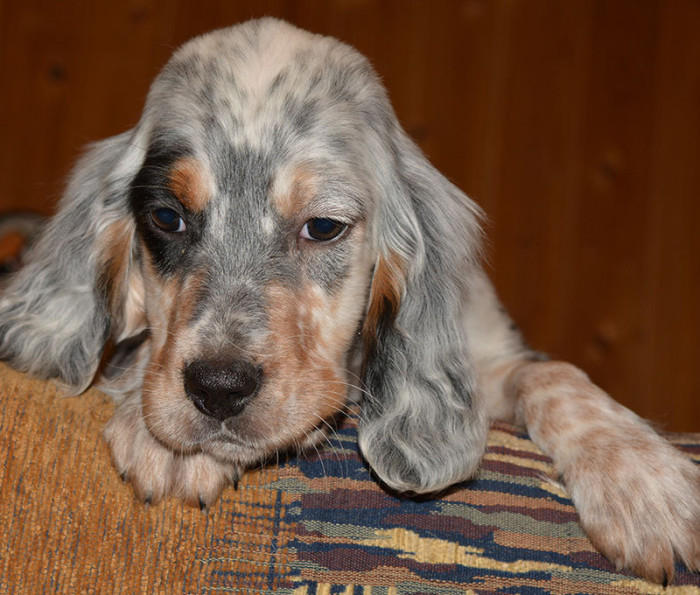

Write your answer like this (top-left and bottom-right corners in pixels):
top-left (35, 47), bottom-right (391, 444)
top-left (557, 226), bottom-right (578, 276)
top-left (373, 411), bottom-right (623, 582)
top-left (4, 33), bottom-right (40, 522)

top-left (0, 19), bottom-right (697, 584)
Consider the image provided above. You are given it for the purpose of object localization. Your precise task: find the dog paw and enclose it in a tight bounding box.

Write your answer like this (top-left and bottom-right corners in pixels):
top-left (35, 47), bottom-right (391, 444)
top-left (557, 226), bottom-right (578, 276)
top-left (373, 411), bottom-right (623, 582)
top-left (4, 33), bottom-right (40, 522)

top-left (103, 402), bottom-right (238, 508)
top-left (563, 427), bottom-right (700, 584)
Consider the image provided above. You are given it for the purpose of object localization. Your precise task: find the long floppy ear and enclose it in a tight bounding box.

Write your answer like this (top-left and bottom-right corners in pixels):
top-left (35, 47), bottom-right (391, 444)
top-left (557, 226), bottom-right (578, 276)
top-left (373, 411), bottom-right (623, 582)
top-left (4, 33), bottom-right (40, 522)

top-left (0, 130), bottom-right (143, 391)
top-left (359, 122), bottom-right (489, 494)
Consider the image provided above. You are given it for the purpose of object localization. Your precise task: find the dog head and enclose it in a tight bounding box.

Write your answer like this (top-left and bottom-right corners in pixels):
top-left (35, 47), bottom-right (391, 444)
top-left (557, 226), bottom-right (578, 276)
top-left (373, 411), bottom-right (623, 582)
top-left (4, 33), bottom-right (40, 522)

top-left (0, 19), bottom-right (487, 494)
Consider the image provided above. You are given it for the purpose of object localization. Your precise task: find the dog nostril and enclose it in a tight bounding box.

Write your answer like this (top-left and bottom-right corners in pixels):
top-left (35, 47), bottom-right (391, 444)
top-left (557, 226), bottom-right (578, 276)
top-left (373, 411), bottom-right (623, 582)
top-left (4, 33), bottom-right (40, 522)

top-left (183, 359), bottom-right (262, 420)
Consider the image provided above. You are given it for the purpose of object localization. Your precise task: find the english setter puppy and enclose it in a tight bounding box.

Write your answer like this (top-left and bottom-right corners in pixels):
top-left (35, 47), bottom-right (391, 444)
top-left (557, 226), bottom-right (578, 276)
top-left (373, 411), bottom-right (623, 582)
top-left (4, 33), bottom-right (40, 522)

top-left (0, 19), bottom-right (697, 584)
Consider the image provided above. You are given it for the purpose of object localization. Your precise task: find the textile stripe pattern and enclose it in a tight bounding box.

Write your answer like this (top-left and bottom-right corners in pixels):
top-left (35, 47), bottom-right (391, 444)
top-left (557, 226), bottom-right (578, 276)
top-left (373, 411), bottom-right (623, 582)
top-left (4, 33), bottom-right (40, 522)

top-left (278, 418), bottom-right (700, 594)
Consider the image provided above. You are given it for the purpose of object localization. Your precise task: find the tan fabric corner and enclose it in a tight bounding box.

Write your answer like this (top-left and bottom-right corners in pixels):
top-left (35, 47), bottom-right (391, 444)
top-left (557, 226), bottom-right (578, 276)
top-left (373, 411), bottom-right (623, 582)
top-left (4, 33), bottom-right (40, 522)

top-left (0, 363), bottom-right (294, 594)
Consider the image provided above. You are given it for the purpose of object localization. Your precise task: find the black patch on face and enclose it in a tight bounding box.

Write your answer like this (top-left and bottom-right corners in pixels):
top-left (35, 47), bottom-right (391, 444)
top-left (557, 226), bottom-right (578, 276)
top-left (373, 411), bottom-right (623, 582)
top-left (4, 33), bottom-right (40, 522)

top-left (129, 142), bottom-right (205, 276)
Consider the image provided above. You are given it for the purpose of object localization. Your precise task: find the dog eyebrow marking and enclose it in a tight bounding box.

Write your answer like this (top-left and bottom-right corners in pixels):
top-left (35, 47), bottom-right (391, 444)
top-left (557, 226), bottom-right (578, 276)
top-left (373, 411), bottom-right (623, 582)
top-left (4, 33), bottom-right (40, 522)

top-left (272, 164), bottom-right (318, 219)
top-left (168, 157), bottom-right (211, 213)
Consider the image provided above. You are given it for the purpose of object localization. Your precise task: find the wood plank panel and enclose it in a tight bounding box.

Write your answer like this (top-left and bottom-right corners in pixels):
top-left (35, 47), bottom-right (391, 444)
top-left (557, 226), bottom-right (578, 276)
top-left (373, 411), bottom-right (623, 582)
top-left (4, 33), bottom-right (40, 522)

top-left (646, 0), bottom-right (700, 429)
top-left (562, 0), bottom-right (660, 414)
top-left (481, 0), bottom-right (594, 354)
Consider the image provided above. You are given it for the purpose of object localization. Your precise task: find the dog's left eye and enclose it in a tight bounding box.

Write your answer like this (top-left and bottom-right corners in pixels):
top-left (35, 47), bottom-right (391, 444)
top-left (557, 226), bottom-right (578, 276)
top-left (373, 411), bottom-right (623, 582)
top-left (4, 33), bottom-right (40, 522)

top-left (300, 218), bottom-right (347, 242)
top-left (150, 208), bottom-right (186, 233)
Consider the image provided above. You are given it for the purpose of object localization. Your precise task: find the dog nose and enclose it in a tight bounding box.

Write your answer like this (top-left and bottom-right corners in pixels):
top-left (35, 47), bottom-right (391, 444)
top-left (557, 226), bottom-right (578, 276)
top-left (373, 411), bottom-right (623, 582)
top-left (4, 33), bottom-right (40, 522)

top-left (184, 359), bottom-right (262, 420)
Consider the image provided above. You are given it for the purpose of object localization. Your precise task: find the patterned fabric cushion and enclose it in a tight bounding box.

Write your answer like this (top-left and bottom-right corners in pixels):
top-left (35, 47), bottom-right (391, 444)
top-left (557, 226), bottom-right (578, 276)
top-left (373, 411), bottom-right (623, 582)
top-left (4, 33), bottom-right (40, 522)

top-left (0, 363), bottom-right (698, 594)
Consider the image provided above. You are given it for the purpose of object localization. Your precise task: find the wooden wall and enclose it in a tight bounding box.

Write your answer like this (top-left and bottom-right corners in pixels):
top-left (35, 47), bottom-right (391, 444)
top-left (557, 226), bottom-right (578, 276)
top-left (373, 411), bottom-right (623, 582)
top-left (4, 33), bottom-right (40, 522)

top-left (1, 0), bottom-right (698, 431)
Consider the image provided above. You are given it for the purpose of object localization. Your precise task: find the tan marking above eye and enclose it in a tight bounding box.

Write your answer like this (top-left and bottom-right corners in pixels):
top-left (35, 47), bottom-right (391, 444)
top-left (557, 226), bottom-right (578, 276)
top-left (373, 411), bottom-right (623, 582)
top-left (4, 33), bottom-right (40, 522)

top-left (272, 164), bottom-right (318, 219)
top-left (168, 157), bottom-right (211, 212)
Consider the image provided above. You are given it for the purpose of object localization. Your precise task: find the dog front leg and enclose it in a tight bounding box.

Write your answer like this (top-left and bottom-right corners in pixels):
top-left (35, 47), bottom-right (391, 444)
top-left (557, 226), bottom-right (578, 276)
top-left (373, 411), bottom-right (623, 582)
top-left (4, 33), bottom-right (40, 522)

top-left (501, 359), bottom-right (700, 584)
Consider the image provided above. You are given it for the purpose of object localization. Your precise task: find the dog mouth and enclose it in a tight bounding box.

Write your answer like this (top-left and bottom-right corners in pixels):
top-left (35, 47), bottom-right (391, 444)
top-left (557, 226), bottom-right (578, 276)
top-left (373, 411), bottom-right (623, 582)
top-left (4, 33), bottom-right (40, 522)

top-left (192, 409), bottom-right (326, 467)
top-left (137, 336), bottom-right (353, 464)
top-left (181, 380), bottom-right (347, 466)
top-left (142, 381), bottom-right (314, 459)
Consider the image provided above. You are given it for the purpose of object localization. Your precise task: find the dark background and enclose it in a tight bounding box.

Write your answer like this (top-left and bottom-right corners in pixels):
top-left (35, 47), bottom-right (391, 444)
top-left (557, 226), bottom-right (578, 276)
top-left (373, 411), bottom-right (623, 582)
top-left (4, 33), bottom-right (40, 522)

top-left (1, 0), bottom-right (698, 431)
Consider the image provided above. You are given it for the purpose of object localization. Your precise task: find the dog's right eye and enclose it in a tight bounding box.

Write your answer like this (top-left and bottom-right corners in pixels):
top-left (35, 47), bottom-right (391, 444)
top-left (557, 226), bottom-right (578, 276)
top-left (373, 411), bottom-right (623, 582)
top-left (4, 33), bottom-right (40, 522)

top-left (150, 208), bottom-right (186, 233)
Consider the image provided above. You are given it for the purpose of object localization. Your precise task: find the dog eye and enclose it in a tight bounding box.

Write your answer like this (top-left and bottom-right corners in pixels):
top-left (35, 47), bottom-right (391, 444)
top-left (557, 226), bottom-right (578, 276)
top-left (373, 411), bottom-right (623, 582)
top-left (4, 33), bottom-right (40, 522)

top-left (300, 218), bottom-right (347, 242)
top-left (150, 208), bottom-right (186, 233)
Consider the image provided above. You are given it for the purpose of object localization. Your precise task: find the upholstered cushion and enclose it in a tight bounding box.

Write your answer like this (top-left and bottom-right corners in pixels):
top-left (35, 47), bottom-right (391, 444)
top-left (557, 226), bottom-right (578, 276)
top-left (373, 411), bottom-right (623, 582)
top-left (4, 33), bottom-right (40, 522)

top-left (1, 363), bottom-right (698, 593)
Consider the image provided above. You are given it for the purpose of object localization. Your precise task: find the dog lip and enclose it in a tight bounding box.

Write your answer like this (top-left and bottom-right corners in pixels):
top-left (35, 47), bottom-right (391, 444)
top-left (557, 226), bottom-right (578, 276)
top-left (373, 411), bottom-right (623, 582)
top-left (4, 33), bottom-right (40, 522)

top-left (199, 428), bottom-right (267, 462)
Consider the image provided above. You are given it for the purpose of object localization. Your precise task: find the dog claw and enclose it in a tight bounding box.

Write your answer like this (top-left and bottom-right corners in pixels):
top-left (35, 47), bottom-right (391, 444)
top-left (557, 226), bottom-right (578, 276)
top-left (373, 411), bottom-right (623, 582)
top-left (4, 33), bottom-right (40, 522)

top-left (230, 467), bottom-right (242, 490)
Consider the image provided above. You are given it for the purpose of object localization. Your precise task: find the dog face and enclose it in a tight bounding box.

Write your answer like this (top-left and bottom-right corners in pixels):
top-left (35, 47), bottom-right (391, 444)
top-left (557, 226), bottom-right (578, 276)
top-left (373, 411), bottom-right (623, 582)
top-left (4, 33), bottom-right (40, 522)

top-left (123, 31), bottom-right (381, 464)
top-left (131, 153), bottom-right (374, 466)
top-left (0, 18), bottom-right (487, 494)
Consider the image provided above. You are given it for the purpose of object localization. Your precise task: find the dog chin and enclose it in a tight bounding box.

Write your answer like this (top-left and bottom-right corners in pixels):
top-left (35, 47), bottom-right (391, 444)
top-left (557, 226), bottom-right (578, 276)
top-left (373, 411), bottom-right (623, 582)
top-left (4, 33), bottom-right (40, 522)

top-left (197, 434), bottom-right (286, 468)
